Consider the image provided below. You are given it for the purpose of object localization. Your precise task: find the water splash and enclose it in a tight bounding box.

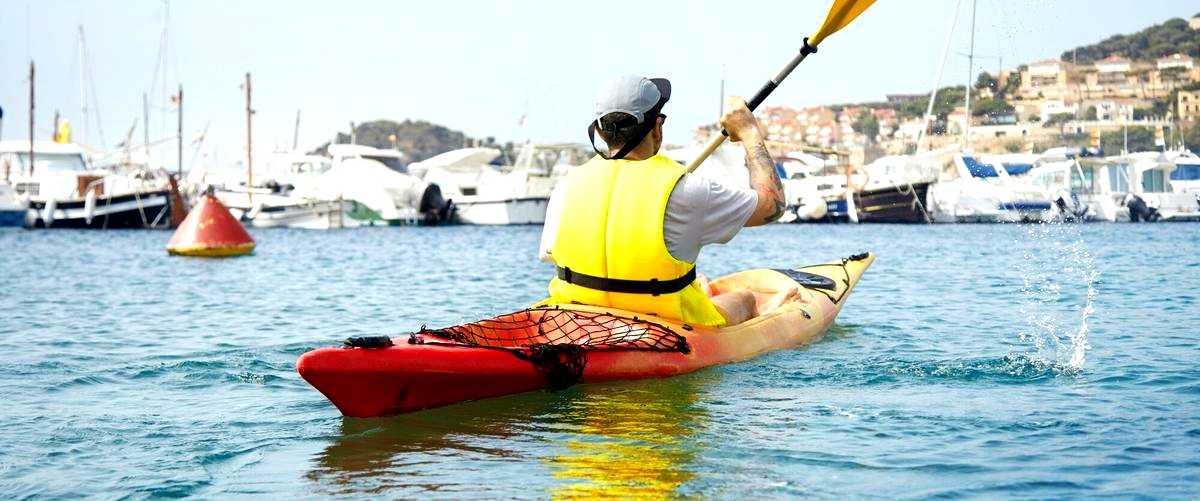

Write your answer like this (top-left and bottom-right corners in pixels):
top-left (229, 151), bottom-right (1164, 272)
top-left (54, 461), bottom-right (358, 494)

top-left (1013, 221), bottom-right (1098, 371)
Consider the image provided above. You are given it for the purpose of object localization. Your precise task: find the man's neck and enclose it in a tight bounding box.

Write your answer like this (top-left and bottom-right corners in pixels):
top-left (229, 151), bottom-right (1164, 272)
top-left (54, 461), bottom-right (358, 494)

top-left (608, 138), bottom-right (656, 161)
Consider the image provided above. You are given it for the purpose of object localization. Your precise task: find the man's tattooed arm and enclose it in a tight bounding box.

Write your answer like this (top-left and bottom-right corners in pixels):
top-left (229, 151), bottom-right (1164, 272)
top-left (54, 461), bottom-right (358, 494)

top-left (744, 138), bottom-right (786, 226)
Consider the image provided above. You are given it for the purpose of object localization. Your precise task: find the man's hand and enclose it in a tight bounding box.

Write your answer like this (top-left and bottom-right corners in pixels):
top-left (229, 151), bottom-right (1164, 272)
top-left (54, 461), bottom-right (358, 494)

top-left (720, 97), bottom-right (767, 143)
top-left (719, 97), bottom-right (785, 226)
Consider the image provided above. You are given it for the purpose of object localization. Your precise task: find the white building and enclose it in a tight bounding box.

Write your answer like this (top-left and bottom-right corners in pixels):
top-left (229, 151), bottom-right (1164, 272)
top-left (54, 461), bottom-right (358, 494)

top-left (1040, 100), bottom-right (1079, 120)
top-left (1095, 55), bottom-right (1132, 74)
top-left (1029, 59), bottom-right (1064, 77)
top-left (1092, 100), bottom-right (1135, 122)
top-left (1156, 53), bottom-right (1195, 71)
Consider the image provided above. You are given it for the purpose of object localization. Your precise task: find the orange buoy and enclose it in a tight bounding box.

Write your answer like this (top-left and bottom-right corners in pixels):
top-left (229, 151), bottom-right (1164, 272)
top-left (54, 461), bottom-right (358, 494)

top-left (166, 192), bottom-right (255, 257)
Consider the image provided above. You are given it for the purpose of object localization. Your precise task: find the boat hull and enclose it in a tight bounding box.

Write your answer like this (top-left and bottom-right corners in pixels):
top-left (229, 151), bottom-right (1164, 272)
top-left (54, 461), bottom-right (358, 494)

top-left (298, 253), bottom-right (874, 417)
top-left (25, 191), bottom-right (173, 229)
top-left (0, 209), bottom-right (25, 227)
top-left (854, 182), bottom-right (933, 223)
top-left (244, 201), bottom-right (353, 230)
top-left (454, 196), bottom-right (549, 225)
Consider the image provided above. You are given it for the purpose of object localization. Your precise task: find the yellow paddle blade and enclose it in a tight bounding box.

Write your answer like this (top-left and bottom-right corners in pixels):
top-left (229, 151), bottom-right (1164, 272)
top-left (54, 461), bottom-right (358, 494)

top-left (810, 0), bottom-right (876, 47)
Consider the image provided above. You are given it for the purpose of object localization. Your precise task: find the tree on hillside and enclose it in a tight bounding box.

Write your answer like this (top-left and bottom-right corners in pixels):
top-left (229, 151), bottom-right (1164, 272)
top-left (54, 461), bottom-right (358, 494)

top-left (1002, 72), bottom-right (1021, 97)
top-left (975, 72), bottom-right (999, 93)
top-left (895, 85), bottom-right (967, 121)
top-left (973, 98), bottom-right (1015, 123)
top-left (309, 119), bottom-right (514, 164)
top-left (851, 111), bottom-right (880, 143)
top-left (1044, 112), bottom-right (1074, 129)
top-left (1101, 127), bottom-right (1155, 154)
top-left (1061, 17), bottom-right (1198, 63)
top-left (1184, 124), bottom-right (1200, 155)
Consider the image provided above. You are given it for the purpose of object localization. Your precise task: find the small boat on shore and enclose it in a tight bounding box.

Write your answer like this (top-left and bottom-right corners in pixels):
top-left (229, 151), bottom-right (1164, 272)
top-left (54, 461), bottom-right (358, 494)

top-left (0, 140), bottom-right (182, 229)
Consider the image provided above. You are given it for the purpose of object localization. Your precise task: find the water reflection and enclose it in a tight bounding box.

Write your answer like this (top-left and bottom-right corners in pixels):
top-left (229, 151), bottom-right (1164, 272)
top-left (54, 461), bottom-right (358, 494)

top-left (547, 374), bottom-right (714, 499)
top-left (307, 371), bottom-right (717, 498)
top-left (307, 389), bottom-right (565, 494)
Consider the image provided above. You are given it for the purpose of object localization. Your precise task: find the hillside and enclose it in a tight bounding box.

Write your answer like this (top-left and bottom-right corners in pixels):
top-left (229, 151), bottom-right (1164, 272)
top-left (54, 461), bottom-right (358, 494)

top-left (310, 119), bottom-right (512, 164)
top-left (1061, 16), bottom-right (1198, 63)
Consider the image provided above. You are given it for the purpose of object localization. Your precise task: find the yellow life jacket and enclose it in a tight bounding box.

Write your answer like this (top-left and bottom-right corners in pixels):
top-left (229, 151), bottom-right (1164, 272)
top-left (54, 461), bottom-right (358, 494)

top-left (542, 153), bottom-right (727, 327)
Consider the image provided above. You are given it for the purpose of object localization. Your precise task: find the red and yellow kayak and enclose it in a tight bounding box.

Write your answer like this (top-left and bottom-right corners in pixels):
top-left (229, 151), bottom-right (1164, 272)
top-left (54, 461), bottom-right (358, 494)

top-left (297, 252), bottom-right (874, 417)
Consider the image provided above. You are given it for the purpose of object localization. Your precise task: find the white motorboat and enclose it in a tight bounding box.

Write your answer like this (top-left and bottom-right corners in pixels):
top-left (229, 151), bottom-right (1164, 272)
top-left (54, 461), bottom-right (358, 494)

top-left (1028, 150), bottom-right (1200, 222)
top-left (0, 140), bottom-right (181, 229)
top-left (1120, 151), bottom-right (1200, 222)
top-left (201, 152), bottom-right (354, 230)
top-left (928, 154), bottom-right (1055, 223)
top-left (216, 188), bottom-right (353, 230)
top-left (1168, 150), bottom-right (1200, 194)
top-left (1027, 156), bottom-right (1128, 222)
top-left (420, 144), bottom-right (585, 225)
top-left (318, 144), bottom-right (452, 225)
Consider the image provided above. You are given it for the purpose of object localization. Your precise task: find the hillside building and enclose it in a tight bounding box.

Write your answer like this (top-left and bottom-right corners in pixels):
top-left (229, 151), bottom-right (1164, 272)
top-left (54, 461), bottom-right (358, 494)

top-left (1180, 90), bottom-right (1200, 123)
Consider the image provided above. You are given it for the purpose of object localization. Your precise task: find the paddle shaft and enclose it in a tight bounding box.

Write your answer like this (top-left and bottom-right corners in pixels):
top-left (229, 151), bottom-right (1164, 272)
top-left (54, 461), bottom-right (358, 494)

top-left (686, 39), bottom-right (817, 173)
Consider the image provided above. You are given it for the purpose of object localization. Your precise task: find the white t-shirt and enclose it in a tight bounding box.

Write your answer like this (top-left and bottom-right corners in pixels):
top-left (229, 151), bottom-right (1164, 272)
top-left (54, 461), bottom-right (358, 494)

top-left (538, 172), bottom-right (758, 264)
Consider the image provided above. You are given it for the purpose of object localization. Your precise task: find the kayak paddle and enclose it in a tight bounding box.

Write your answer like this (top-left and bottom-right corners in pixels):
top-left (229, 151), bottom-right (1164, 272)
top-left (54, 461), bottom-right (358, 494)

top-left (686, 0), bottom-right (877, 172)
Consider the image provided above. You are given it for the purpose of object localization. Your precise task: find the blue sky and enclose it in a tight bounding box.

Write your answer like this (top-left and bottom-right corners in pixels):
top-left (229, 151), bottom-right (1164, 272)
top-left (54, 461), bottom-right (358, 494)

top-left (0, 0), bottom-right (1194, 165)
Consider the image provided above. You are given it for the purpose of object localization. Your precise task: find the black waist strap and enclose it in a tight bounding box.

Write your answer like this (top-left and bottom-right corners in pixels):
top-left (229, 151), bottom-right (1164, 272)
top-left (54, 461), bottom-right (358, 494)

top-left (557, 266), bottom-right (696, 296)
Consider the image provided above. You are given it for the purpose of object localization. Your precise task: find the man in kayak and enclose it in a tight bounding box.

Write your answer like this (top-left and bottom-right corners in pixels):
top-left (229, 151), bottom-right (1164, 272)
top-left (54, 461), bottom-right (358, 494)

top-left (538, 75), bottom-right (795, 326)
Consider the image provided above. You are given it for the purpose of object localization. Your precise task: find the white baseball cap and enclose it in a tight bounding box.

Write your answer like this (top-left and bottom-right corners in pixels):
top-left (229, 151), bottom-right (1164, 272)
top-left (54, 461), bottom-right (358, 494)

top-left (593, 75), bottom-right (672, 125)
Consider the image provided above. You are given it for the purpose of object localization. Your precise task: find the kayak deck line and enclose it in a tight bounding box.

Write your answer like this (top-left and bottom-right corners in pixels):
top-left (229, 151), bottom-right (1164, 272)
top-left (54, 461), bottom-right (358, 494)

top-left (297, 252), bottom-right (875, 417)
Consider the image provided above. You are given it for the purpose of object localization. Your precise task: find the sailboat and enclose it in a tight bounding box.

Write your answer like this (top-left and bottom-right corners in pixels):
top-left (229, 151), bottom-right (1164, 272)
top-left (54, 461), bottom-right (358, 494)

top-left (2, 139), bottom-right (181, 229)
top-left (924, 0), bottom-right (1054, 223)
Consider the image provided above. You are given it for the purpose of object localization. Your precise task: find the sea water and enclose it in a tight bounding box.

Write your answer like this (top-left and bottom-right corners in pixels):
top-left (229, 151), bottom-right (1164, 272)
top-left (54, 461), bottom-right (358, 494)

top-left (0, 223), bottom-right (1196, 498)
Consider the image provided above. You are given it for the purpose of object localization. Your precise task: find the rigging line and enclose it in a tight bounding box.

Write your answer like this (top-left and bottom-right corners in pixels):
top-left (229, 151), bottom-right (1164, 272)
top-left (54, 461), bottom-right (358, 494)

top-left (915, 0), bottom-right (964, 154)
top-left (87, 62), bottom-right (105, 147)
top-left (80, 27), bottom-right (107, 148)
top-left (160, 0), bottom-right (170, 146)
top-left (147, 2), bottom-right (168, 107)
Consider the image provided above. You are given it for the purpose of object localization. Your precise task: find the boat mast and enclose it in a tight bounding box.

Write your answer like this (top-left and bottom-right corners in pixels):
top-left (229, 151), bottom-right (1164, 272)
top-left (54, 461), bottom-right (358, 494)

top-left (245, 72), bottom-right (253, 204)
top-left (78, 26), bottom-right (87, 146)
top-left (293, 110), bottom-right (301, 151)
top-left (916, 0), bottom-right (964, 153)
top-left (143, 93), bottom-right (151, 164)
top-left (718, 64), bottom-right (726, 122)
top-left (963, 0), bottom-right (977, 150)
top-left (177, 84), bottom-right (183, 178)
top-left (159, 2), bottom-right (170, 154)
top-left (29, 61), bottom-right (35, 175)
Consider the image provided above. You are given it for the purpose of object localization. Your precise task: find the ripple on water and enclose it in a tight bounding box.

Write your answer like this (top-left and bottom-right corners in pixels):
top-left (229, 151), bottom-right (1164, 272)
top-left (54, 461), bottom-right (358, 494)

top-left (0, 224), bottom-right (1198, 498)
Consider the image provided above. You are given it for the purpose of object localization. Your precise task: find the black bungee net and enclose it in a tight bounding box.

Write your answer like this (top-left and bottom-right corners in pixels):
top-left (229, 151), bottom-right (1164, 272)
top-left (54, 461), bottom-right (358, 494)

top-left (346, 306), bottom-right (690, 390)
